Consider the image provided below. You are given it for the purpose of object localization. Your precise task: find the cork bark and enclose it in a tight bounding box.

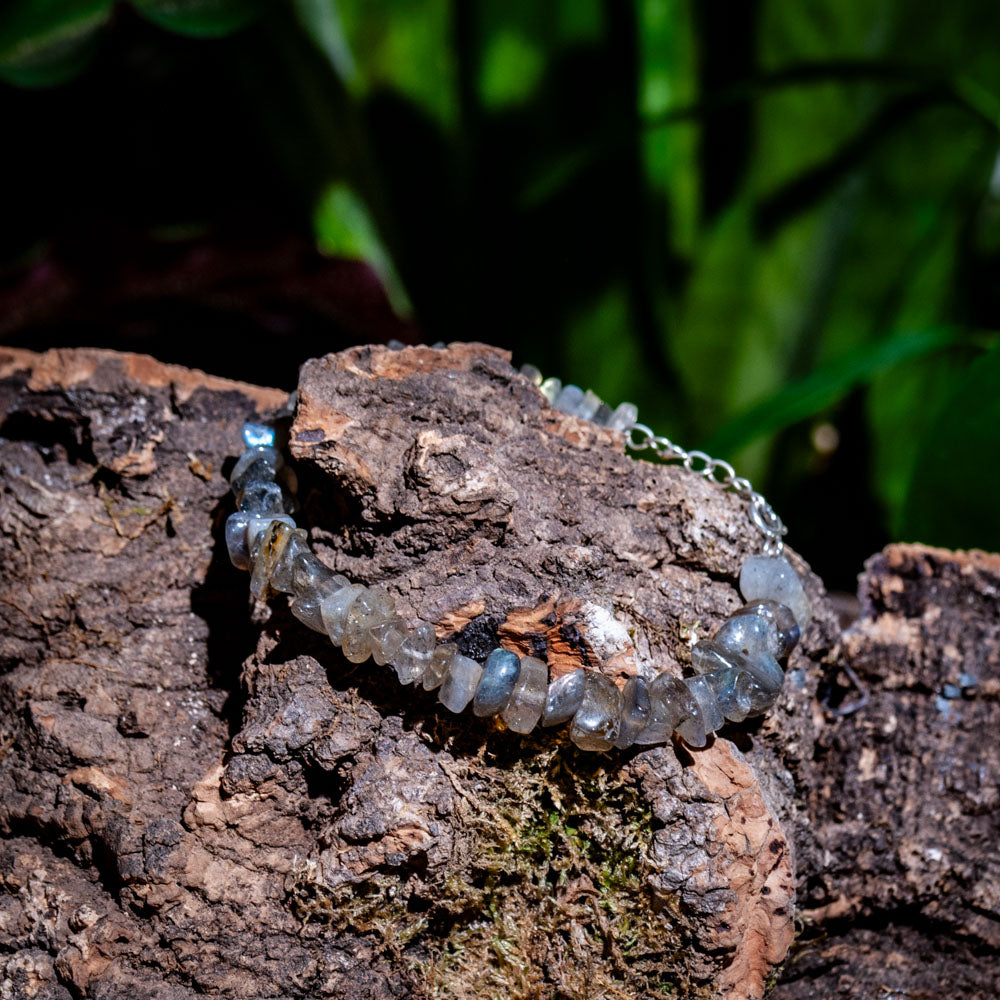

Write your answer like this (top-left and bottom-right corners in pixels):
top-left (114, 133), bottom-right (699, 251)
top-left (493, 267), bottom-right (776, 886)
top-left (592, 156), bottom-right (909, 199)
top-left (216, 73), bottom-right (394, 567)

top-left (0, 343), bottom-right (996, 1000)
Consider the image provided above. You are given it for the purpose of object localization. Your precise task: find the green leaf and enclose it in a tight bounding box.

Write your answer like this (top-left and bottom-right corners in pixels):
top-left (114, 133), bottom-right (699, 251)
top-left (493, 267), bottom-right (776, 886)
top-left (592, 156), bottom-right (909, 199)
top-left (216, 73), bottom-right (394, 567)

top-left (0, 0), bottom-right (112, 87)
top-left (131, 0), bottom-right (269, 38)
top-left (292, 0), bottom-right (357, 87)
top-left (900, 341), bottom-right (1000, 552)
top-left (314, 182), bottom-right (411, 316)
top-left (704, 328), bottom-right (965, 456)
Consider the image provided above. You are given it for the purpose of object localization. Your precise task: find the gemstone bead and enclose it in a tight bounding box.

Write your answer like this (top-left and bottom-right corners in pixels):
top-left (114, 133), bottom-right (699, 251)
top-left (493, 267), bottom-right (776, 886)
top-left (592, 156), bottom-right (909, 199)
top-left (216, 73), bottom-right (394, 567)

top-left (554, 384), bottom-right (585, 414)
top-left (473, 648), bottom-right (521, 717)
top-left (439, 653), bottom-right (484, 713)
top-left (577, 389), bottom-right (603, 421)
top-left (422, 643), bottom-right (458, 691)
top-left (225, 511), bottom-right (252, 570)
top-left (705, 668), bottom-right (753, 723)
top-left (231, 446), bottom-right (283, 496)
top-left (691, 639), bottom-right (783, 696)
top-left (739, 555), bottom-right (811, 629)
top-left (342, 587), bottom-right (395, 663)
top-left (246, 513), bottom-right (296, 548)
top-left (393, 623), bottom-right (436, 685)
top-left (684, 675), bottom-right (724, 735)
top-left (591, 402), bottom-right (613, 426)
top-left (519, 363), bottom-right (543, 386)
top-left (569, 672), bottom-right (622, 751)
top-left (320, 584), bottom-right (365, 645)
top-left (731, 600), bottom-right (800, 658)
top-left (269, 533), bottom-right (310, 593)
top-left (250, 521), bottom-right (304, 600)
top-left (370, 616), bottom-right (407, 666)
top-left (242, 421), bottom-right (276, 448)
top-left (539, 377), bottom-right (562, 403)
top-left (541, 668), bottom-right (586, 727)
top-left (615, 676), bottom-right (651, 749)
top-left (502, 656), bottom-right (548, 734)
top-left (291, 597), bottom-right (326, 632)
top-left (714, 613), bottom-right (779, 661)
top-left (291, 552), bottom-right (343, 602)
top-left (606, 402), bottom-right (638, 432)
top-left (635, 673), bottom-right (699, 746)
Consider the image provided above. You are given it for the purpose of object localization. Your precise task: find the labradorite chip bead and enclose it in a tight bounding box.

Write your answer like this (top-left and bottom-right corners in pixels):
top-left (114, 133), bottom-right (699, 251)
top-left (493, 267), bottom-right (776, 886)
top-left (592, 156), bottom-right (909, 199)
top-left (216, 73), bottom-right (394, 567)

top-left (342, 587), bottom-right (395, 663)
top-left (291, 596), bottom-right (326, 633)
top-left (731, 600), bottom-right (800, 659)
top-left (684, 675), bottom-right (724, 735)
top-left (439, 653), bottom-right (484, 713)
top-left (242, 421), bottom-right (276, 449)
top-left (370, 616), bottom-right (407, 666)
top-left (553, 384), bottom-right (585, 415)
top-left (393, 623), bottom-right (436, 685)
top-left (269, 534), bottom-right (310, 594)
top-left (231, 446), bottom-right (283, 497)
top-left (568, 672), bottom-right (622, 751)
top-left (226, 511), bottom-right (252, 570)
top-left (714, 613), bottom-right (780, 661)
top-left (239, 479), bottom-right (286, 516)
top-left (614, 676), bottom-right (651, 749)
top-left (635, 673), bottom-right (700, 746)
top-left (541, 668), bottom-right (586, 727)
top-left (705, 668), bottom-right (753, 723)
top-left (502, 656), bottom-right (548, 734)
top-left (739, 555), bottom-right (811, 629)
top-left (250, 521), bottom-right (304, 601)
top-left (320, 583), bottom-right (365, 645)
top-left (473, 648), bottom-right (521, 717)
top-left (422, 643), bottom-right (458, 691)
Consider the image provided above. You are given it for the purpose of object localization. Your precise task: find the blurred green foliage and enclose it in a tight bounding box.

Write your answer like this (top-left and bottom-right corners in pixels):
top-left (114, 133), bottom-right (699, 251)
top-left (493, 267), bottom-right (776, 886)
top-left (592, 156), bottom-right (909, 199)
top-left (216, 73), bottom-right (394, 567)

top-left (2, 0), bottom-right (999, 581)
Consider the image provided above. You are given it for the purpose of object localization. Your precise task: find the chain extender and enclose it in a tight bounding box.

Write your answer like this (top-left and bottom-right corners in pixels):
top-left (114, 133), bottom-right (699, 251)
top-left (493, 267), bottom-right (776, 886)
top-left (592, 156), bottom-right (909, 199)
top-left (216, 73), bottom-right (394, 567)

top-left (626, 422), bottom-right (787, 556)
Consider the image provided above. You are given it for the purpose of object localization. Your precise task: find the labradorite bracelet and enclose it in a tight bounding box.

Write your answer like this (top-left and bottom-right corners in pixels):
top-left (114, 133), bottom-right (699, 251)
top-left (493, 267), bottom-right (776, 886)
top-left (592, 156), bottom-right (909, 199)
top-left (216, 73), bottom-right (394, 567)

top-left (225, 355), bottom-right (811, 752)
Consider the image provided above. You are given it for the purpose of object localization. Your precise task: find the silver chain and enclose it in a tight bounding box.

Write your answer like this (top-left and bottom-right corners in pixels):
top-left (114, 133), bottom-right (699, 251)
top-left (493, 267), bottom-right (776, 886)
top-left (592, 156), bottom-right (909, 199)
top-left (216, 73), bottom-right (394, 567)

top-left (626, 422), bottom-right (787, 556)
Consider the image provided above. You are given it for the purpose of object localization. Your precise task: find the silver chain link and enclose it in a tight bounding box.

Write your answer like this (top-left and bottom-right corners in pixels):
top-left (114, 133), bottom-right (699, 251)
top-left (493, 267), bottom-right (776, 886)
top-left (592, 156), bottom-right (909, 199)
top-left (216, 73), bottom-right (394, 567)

top-left (626, 422), bottom-right (786, 555)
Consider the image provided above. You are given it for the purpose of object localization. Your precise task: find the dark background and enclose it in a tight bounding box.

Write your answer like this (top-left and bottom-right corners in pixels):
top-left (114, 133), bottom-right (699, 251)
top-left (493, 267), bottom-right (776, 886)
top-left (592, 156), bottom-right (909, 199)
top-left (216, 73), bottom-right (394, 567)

top-left (2, 0), bottom-right (1000, 589)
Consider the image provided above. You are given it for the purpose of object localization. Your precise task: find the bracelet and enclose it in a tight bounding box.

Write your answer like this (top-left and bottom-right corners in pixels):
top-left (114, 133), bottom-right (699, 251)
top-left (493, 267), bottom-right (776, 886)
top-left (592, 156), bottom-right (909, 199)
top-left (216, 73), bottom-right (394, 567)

top-left (224, 351), bottom-right (811, 752)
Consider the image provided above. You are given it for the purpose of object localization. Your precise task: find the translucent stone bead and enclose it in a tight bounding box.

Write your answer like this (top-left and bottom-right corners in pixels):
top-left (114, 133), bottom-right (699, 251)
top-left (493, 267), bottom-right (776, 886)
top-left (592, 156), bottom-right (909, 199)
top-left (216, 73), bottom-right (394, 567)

top-left (392, 623), bottom-right (436, 685)
top-left (743, 671), bottom-right (781, 716)
top-left (614, 676), bottom-right (651, 749)
top-left (519, 363), bottom-right (543, 386)
top-left (553, 384), bottom-right (585, 415)
top-left (591, 402), bottom-right (613, 426)
top-left (422, 643), bottom-right (458, 691)
top-left (539, 377), bottom-right (562, 403)
top-left (242, 421), bottom-right (276, 448)
top-left (269, 533), bottom-right (310, 593)
top-left (739, 555), bottom-right (811, 629)
top-left (684, 675), bottom-right (724, 735)
top-left (731, 600), bottom-right (800, 659)
top-left (230, 446), bottom-right (283, 496)
top-left (342, 587), bottom-right (396, 663)
top-left (692, 638), bottom-right (784, 695)
top-left (502, 656), bottom-right (548, 734)
top-left (438, 654), bottom-right (484, 713)
top-left (473, 648), bottom-right (521, 717)
top-left (606, 402), bottom-right (638, 432)
top-left (320, 584), bottom-right (365, 645)
top-left (291, 597), bottom-right (327, 633)
top-left (370, 616), bottom-right (407, 666)
top-left (246, 513), bottom-right (296, 548)
top-left (290, 551), bottom-right (343, 602)
top-left (577, 389), bottom-right (602, 421)
top-left (714, 612), bottom-right (779, 661)
top-left (239, 479), bottom-right (286, 516)
top-left (225, 511), bottom-right (252, 570)
top-left (250, 521), bottom-right (305, 600)
top-left (705, 668), bottom-right (753, 723)
top-left (635, 673), bottom-right (699, 746)
top-left (540, 668), bottom-right (586, 727)
top-left (569, 672), bottom-right (622, 751)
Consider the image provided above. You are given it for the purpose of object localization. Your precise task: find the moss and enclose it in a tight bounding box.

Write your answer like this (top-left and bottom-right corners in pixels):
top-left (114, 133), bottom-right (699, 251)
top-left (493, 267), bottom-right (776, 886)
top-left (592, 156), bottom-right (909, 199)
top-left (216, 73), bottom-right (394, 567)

top-left (289, 732), bottom-right (694, 999)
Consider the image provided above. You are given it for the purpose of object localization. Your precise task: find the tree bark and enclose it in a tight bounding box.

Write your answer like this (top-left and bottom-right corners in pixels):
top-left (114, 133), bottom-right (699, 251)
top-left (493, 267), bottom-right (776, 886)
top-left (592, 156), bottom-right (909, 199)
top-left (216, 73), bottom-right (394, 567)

top-left (0, 343), bottom-right (996, 1000)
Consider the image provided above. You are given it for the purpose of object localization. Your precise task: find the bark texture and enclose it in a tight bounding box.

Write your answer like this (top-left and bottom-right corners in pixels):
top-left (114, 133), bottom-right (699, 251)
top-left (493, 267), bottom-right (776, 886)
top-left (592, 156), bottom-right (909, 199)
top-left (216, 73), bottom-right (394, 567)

top-left (0, 343), bottom-right (996, 1000)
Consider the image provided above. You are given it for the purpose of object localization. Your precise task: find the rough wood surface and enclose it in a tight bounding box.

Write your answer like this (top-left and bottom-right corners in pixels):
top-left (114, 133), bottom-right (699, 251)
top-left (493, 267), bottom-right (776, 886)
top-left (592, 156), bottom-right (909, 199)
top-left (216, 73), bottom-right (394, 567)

top-left (0, 344), bottom-right (996, 1000)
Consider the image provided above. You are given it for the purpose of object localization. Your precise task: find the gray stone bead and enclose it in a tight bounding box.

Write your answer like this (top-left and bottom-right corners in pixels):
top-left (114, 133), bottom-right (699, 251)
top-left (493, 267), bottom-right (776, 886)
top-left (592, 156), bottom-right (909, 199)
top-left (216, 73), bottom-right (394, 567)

top-left (225, 511), bottom-right (252, 570)
top-left (614, 676), bottom-right (651, 749)
top-left (705, 668), bottom-right (753, 723)
top-left (269, 534), bottom-right (310, 594)
top-left (731, 600), bottom-right (800, 658)
top-left (743, 671), bottom-right (781, 716)
top-left (290, 596), bottom-right (326, 633)
top-left (342, 587), bottom-right (395, 663)
top-left (502, 656), bottom-right (548, 734)
top-left (290, 552), bottom-right (344, 602)
top-left (605, 402), bottom-right (638, 432)
top-left (541, 668), bottom-right (586, 727)
top-left (691, 639), bottom-right (783, 697)
top-left (739, 555), bottom-right (811, 628)
top-left (250, 521), bottom-right (305, 600)
top-left (577, 389), bottom-right (603, 421)
top-left (370, 616), bottom-right (407, 666)
top-left (519, 363), bottom-right (543, 386)
top-left (714, 613), bottom-right (779, 661)
top-left (539, 376), bottom-right (562, 403)
top-left (438, 653), bottom-right (484, 713)
top-left (684, 675), bottom-right (724, 735)
top-left (554, 384), bottom-right (585, 415)
top-left (422, 643), bottom-right (458, 691)
top-left (635, 672), bottom-right (701, 746)
top-left (231, 446), bottom-right (283, 496)
top-left (242, 421), bottom-right (276, 448)
top-left (239, 479), bottom-right (286, 516)
top-left (569, 672), bottom-right (622, 751)
top-left (246, 513), bottom-right (296, 548)
top-left (393, 623), bottom-right (436, 685)
top-left (591, 402), bottom-right (613, 426)
top-left (320, 584), bottom-right (365, 645)
top-left (473, 648), bottom-right (521, 717)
